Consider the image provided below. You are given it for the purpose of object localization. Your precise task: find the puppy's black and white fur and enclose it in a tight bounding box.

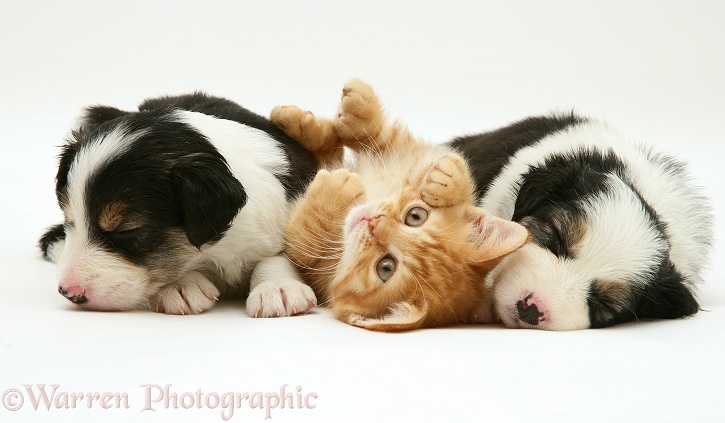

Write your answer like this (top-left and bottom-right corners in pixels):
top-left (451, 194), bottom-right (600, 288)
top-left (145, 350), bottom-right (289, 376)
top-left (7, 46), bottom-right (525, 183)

top-left (452, 114), bottom-right (713, 330)
top-left (39, 92), bottom-right (318, 316)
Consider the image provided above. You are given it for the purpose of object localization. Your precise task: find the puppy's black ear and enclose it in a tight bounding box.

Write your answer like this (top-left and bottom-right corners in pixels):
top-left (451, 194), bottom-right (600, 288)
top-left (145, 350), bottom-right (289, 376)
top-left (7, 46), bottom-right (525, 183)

top-left (513, 163), bottom-right (609, 220)
top-left (55, 140), bottom-right (80, 205)
top-left (77, 105), bottom-right (131, 129)
top-left (39, 223), bottom-right (66, 262)
top-left (639, 259), bottom-right (700, 319)
top-left (170, 155), bottom-right (247, 249)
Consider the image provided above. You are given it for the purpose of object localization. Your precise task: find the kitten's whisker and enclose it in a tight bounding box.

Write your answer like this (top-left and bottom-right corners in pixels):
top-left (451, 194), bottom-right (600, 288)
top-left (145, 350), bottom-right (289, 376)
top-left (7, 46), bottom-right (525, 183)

top-left (286, 230), bottom-right (346, 252)
top-left (288, 223), bottom-right (346, 241)
top-left (285, 237), bottom-right (344, 255)
top-left (412, 271), bottom-right (459, 321)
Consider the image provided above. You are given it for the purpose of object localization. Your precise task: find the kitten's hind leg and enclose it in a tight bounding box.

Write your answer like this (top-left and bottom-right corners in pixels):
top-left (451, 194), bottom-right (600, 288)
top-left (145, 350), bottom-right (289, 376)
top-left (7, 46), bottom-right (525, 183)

top-left (420, 154), bottom-right (475, 208)
top-left (270, 105), bottom-right (343, 168)
top-left (335, 78), bottom-right (417, 154)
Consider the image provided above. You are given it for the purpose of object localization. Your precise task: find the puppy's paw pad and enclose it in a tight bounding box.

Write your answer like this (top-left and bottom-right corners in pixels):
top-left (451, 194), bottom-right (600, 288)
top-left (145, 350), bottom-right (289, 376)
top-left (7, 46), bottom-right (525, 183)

top-left (155, 276), bottom-right (219, 315)
top-left (246, 279), bottom-right (317, 318)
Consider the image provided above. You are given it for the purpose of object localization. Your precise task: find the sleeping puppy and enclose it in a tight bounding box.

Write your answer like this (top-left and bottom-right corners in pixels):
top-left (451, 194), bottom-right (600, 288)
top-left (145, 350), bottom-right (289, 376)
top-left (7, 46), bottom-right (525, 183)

top-left (39, 92), bottom-right (318, 316)
top-left (453, 114), bottom-right (713, 329)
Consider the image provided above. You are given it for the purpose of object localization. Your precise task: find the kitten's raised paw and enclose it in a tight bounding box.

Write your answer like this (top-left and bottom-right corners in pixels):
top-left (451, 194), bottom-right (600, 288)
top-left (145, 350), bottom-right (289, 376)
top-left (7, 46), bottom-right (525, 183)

top-left (421, 154), bottom-right (473, 208)
top-left (335, 79), bottom-right (384, 144)
top-left (270, 105), bottom-right (334, 152)
top-left (270, 105), bottom-right (311, 135)
top-left (308, 168), bottom-right (366, 208)
top-left (246, 279), bottom-right (317, 318)
top-left (154, 273), bottom-right (219, 315)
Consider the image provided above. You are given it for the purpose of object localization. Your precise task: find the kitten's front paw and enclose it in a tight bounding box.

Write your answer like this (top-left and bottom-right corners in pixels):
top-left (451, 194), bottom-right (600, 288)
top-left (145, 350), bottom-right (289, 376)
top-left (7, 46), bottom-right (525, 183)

top-left (335, 79), bottom-right (384, 144)
top-left (246, 279), bottom-right (317, 318)
top-left (270, 105), bottom-right (313, 138)
top-left (309, 168), bottom-right (366, 209)
top-left (421, 154), bottom-right (473, 208)
top-left (154, 273), bottom-right (219, 315)
top-left (270, 105), bottom-right (335, 152)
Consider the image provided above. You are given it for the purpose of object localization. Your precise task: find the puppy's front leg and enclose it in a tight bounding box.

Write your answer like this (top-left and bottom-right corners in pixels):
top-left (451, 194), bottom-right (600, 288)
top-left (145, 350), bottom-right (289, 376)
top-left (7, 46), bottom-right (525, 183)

top-left (246, 254), bottom-right (317, 318)
top-left (39, 223), bottom-right (66, 263)
top-left (154, 271), bottom-right (220, 315)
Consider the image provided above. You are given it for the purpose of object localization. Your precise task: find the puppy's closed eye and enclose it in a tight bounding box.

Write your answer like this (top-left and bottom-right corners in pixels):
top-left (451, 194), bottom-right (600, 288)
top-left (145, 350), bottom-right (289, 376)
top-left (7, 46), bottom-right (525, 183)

top-left (101, 222), bottom-right (157, 259)
top-left (110, 225), bottom-right (143, 238)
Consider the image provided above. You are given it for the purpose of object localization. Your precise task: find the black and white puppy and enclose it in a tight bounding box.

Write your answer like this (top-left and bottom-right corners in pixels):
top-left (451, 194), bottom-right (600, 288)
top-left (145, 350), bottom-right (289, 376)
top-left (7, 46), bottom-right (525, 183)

top-left (452, 114), bottom-right (713, 330)
top-left (39, 92), bottom-right (318, 316)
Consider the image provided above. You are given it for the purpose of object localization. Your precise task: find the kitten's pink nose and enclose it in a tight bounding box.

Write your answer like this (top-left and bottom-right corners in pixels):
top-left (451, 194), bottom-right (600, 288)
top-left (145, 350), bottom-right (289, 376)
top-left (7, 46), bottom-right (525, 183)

top-left (366, 215), bottom-right (383, 233)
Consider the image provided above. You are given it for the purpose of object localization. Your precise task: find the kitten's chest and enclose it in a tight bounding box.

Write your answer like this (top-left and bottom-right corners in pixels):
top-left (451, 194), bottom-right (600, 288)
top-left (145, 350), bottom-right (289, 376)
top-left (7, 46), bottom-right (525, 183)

top-left (355, 155), bottom-right (416, 200)
top-left (353, 147), bottom-right (450, 200)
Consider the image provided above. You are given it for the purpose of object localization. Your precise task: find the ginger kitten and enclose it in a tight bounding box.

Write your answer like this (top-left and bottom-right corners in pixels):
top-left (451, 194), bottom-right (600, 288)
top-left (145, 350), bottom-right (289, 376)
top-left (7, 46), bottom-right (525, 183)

top-left (272, 79), bottom-right (528, 331)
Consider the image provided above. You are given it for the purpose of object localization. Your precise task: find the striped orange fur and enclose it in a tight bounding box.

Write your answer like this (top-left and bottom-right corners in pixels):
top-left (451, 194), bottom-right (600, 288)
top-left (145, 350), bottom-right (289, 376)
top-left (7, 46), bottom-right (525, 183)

top-left (274, 79), bottom-right (528, 331)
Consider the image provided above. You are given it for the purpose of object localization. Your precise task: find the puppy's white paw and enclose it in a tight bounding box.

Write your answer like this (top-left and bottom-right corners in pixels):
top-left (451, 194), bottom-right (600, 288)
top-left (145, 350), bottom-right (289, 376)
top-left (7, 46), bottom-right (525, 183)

top-left (154, 272), bottom-right (219, 315)
top-left (45, 239), bottom-right (65, 263)
top-left (246, 279), bottom-right (317, 318)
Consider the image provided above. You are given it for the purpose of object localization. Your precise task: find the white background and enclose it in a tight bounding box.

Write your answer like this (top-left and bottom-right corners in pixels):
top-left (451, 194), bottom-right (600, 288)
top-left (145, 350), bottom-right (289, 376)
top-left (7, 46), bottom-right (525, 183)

top-left (1, 1), bottom-right (723, 422)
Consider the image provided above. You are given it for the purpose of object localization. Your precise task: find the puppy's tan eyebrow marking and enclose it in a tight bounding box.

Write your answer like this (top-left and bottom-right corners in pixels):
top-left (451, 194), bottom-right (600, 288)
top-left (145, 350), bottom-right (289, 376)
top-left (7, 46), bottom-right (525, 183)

top-left (99, 202), bottom-right (128, 232)
top-left (592, 280), bottom-right (631, 305)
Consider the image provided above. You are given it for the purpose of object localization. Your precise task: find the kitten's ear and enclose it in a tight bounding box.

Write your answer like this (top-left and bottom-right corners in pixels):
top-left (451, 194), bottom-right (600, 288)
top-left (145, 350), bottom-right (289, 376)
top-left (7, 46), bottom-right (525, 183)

top-left (347, 299), bottom-right (428, 332)
top-left (466, 207), bottom-right (529, 263)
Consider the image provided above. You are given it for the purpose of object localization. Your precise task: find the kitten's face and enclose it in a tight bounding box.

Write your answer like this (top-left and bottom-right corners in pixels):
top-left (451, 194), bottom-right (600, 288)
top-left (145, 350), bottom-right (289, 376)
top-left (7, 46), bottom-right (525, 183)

top-left (330, 187), bottom-right (492, 331)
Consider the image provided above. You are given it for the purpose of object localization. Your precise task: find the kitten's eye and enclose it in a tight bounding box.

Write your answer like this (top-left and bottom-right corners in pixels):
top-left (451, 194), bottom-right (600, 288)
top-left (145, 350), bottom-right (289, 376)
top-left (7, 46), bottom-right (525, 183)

top-left (376, 256), bottom-right (397, 282)
top-left (405, 207), bottom-right (428, 227)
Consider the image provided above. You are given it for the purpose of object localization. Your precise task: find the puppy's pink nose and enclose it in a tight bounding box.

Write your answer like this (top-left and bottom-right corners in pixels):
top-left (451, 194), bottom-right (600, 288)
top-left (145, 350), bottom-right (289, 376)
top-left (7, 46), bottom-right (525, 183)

top-left (58, 284), bottom-right (88, 305)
